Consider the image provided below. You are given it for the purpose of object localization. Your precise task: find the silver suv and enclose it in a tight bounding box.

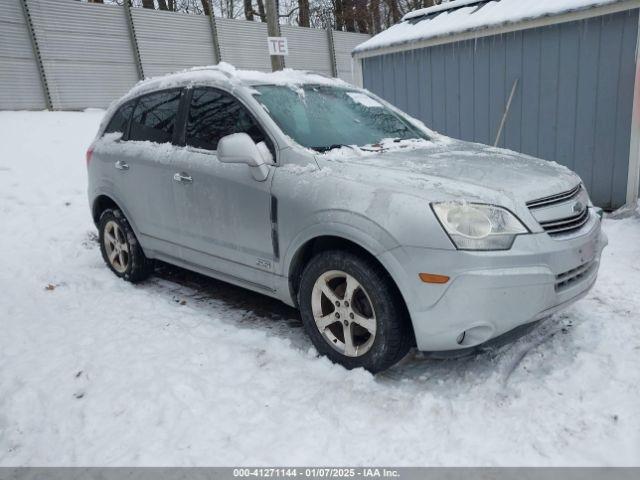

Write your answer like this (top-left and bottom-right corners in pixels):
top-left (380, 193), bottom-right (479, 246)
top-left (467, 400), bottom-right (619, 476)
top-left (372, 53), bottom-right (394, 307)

top-left (87, 65), bottom-right (607, 372)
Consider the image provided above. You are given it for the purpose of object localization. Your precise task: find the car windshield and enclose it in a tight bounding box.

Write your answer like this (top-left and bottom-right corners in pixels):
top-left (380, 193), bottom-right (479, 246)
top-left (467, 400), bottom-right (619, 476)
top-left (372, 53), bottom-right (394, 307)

top-left (252, 84), bottom-right (428, 152)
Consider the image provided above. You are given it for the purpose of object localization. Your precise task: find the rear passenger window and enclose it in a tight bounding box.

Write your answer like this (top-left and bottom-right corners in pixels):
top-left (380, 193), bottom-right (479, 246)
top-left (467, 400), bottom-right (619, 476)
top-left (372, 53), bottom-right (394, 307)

top-left (104, 102), bottom-right (134, 136)
top-left (129, 90), bottom-right (182, 144)
top-left (186, 88), bottom-right (266, 151)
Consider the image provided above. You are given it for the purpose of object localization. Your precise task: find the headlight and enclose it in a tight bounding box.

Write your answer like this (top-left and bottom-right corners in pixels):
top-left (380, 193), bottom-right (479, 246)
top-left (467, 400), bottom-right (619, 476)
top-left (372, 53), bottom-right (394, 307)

top-left (431, 202), bottom-right (528, 250)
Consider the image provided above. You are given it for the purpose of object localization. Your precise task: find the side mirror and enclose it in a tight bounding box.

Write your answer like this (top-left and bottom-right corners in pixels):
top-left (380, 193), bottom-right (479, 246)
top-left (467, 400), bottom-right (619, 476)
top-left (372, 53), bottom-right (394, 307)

top-left (217, 133), bottom-right (270, 181)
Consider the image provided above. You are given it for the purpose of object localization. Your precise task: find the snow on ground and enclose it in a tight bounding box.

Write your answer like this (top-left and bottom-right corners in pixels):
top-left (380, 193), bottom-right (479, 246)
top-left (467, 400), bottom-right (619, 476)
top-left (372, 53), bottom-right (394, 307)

top-left (0, 111), bottom-right (639, 466)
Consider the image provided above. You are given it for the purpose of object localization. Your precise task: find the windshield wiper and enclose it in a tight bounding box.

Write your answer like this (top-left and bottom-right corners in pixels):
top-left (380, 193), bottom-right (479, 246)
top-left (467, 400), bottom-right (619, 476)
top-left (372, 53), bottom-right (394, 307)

top-left (311, 144), bottom-right (353, 153)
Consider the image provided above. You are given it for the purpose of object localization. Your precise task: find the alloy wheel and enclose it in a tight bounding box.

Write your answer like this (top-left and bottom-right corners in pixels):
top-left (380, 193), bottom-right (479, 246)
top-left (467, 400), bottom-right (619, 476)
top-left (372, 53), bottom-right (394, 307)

top-left (311, 270), bottom-right (377, 357)
top-left (104, 220), bottom-right (129, 273)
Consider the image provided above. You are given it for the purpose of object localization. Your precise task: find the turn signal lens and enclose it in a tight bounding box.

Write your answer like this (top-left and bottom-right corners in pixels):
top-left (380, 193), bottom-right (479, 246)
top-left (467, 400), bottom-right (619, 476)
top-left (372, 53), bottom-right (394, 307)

top-left (419, 273), bottom-right (450, 284)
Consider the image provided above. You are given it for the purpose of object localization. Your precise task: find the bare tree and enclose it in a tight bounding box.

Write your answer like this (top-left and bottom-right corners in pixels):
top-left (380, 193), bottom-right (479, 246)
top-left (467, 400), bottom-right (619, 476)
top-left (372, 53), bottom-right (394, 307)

top-left (385, 0), bottom-right (401, 24)
top-left (353, 0), bottom-right (367, 32)
top-left (243, 0), bottom-right (254, 19)
top-left (298, 0), bottom-right (310, 27)
top-left (85, 0), bottom-right (444, 31)
top-left (369, 0), bottom-right (381, 33)
top-left (256, 0), bottom-right (266, 19)
top-left (342, 0), bottom-right (355, 31)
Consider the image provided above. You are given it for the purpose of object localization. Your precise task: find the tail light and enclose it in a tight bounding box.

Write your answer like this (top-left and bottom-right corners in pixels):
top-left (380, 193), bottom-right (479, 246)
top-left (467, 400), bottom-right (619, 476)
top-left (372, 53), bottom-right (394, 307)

top-left (86, 146), bottom-right (94, 166)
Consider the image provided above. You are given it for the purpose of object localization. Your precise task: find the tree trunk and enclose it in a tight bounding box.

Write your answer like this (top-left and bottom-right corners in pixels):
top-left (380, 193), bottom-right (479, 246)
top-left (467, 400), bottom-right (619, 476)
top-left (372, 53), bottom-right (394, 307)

top-left (244, 0), bottom-right (254, 20)
top-left (334, 0), bottom-right (344, 30)
top-left (167, 0), bottom-right (176, 11)
top-left (353, 0), bottom-right (368, 32)
top-left (386, 0), bottom-right (401, 24)
top-left (157, 0), bottom-right (169, 10)
top-left (200, 0), bottom-right (212, 16)
top-left (369, 0), bottom-right (381, 33)
top-left (141, 0), bottom-right (155, 9)
top-left (298, 0), bottom-right (310, 27)
top-left (256, 0), bottom-right (266, 21)
top-left (342, 0), bottom-right (356, 32)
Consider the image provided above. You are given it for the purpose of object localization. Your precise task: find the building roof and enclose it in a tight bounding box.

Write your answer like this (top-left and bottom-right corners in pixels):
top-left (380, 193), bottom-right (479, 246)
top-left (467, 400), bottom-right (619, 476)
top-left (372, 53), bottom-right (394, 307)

top-left (353, 0), bottom-right (638, 57)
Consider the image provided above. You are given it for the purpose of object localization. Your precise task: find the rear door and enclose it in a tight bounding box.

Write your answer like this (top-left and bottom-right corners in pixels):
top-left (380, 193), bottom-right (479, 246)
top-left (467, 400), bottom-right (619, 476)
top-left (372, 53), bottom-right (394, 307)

top-left (171, 87), bottom-right (277, 290)
top-left (117, 89), bottom-right (184, 257)
top-left (95, 100), bottom-right (138, 224)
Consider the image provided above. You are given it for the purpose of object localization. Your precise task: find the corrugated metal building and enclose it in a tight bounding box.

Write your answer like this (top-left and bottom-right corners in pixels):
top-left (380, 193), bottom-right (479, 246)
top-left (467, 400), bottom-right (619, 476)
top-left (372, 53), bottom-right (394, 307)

top-left (1, 0), bottom-right (369, 111)
top-left (353, 0), bottom-right (640, 210)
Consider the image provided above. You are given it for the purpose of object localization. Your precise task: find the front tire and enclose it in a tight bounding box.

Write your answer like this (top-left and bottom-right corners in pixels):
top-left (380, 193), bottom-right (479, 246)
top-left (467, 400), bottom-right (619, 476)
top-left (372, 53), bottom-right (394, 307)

top-left (298, 250), bottom-right (412, 373)
top-left (98, 208), bottom-right (153, 282)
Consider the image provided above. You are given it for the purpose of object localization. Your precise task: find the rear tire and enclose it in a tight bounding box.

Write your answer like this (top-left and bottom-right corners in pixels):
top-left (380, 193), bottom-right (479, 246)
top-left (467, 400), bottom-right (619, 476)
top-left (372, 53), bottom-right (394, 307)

top-left (298, 250), bottom-right (412, 373)
top-left (98, 208), bottom-right (153, 282)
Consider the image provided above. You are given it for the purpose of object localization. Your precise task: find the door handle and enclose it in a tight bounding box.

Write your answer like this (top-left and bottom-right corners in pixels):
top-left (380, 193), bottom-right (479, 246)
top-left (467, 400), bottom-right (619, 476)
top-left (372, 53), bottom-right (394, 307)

top-left (114, 160), bottom-right (129, 170)
top-left (173, 172), bottom-right (193, 184)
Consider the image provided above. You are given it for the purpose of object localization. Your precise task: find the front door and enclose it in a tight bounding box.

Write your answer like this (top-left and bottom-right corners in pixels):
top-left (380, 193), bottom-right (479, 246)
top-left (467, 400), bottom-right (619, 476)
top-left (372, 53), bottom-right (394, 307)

top-left (171, 87), bottom-right (277, 290)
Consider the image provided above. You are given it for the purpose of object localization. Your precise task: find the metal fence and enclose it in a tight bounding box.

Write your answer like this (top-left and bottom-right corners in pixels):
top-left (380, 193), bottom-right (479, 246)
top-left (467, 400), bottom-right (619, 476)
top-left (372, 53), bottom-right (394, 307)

top-left (0, 0), bottom-right (370, 110)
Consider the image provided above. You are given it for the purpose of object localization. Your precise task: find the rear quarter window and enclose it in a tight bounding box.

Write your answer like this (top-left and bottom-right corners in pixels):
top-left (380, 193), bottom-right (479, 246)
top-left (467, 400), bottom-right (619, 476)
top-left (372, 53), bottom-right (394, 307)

top-left (104, 102), bottom-right (134, 136)
top-left (128, 90), bottom-right (182, 144)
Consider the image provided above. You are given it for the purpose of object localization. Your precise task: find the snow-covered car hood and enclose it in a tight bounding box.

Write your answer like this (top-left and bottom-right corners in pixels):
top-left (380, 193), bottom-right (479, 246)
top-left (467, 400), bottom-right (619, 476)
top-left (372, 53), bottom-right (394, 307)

top-left (314, 139), bottom-right (581, 205)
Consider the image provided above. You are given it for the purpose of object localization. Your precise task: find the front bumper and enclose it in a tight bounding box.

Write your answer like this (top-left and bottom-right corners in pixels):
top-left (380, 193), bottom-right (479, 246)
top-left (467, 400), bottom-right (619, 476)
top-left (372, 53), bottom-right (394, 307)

top-left (379, 209), bottom-right (608, 351)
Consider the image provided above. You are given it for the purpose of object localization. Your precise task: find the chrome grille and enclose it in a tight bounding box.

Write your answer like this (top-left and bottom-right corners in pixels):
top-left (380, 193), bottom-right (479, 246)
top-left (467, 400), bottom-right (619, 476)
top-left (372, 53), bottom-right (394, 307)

top-left (526, 184), bottom-right (582, 208)
top-left (527, 184), bottom-right (591, 236)
top-left (555, 260), bottom-right (596, 292)
top-left (538, 207), bottom-right (590, 235)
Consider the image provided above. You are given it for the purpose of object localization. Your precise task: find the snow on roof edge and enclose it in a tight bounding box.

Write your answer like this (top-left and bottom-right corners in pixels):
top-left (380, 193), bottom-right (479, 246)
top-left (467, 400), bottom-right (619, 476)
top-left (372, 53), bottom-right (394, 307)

top-left (97, 63), bottom-right (356, 139)
top-left (402, 0), bottom-right (486, 21)
top-left (353, 0), bottom-right (632, 56)
top-left (126, 62), bottom-right (352, 98)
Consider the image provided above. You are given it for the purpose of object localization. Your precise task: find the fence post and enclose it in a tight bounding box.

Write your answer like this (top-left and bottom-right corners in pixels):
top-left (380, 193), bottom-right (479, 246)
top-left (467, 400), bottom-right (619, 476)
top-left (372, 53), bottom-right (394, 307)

top-left (123, 0), bottom-right (144, 80)
top-left (206, 0), bottom-right (222, 64)
top-left (327, 28), bottom-right (338, 78)
top-left (19, 0), bottom-right (52, 110)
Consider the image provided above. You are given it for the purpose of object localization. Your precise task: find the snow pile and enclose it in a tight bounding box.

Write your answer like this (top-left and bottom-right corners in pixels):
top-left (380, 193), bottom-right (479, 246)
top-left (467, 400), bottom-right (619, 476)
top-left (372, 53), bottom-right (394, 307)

top-left (1, 111), bottom-right (639, 466)
top-left (354, 0), bottom-right (623, 54)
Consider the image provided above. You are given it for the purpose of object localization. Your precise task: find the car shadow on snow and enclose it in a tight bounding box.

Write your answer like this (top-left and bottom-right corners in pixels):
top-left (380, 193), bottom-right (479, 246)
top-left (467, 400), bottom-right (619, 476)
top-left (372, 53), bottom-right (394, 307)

top-left (143, 259), bottom-right (582, 388)
top-left (152, 261), bottom-right (308, 345)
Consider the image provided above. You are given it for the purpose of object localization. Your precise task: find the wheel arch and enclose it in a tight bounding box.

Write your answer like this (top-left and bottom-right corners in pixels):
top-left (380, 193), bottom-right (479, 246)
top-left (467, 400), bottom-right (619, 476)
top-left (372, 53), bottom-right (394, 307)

top-left (286, 234), bottom-right (415, 345)
top-left (91, 194), bottom-right (120, 225)
top-left (91, 194), bottom-right (144, 245)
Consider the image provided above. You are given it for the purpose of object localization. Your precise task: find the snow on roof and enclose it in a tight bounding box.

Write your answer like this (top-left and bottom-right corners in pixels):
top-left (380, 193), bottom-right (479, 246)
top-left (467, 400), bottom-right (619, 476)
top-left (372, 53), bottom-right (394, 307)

top-left (126, 62), bottom-right (351, 100)
top-left (402, 0), bottom-right (486, 20)
top-left (353, 0), bottom-right (628, 55)
top-left (101, 62), bottom-right (356, 135)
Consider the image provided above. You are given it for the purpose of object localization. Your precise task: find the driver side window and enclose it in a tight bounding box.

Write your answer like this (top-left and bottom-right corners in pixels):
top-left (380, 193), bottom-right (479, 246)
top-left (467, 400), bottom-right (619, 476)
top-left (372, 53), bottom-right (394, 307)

top-left (185, 88), bottom-right (267, 151)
